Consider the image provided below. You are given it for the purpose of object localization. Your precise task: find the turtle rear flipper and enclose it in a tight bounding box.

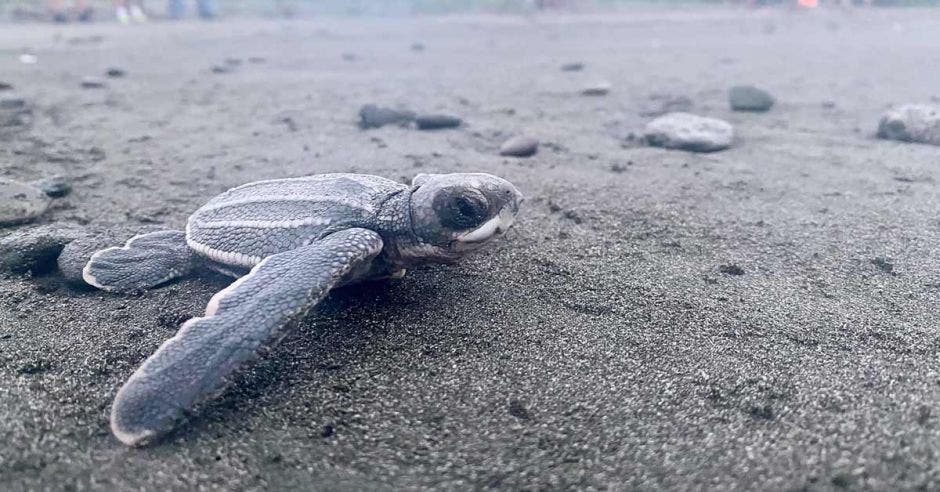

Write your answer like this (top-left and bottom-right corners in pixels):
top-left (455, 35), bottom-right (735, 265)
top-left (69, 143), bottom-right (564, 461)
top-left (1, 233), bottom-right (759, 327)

top-left (109, 228), bottom-right (383, 446)
top-left (83, 230), bottom-right (194, 293)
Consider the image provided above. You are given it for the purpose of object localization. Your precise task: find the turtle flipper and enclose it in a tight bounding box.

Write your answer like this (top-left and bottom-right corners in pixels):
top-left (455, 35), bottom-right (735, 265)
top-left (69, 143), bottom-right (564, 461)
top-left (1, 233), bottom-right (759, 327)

top-left (82, 230), bottom-right (194, 293)
top-left (110, 228), bottom-right (384, 446)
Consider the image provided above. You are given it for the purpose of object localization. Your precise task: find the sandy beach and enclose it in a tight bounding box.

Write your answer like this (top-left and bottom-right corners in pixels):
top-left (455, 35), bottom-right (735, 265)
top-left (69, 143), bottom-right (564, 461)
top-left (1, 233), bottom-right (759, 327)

top-left (1, 7), bottom-right (940, 489)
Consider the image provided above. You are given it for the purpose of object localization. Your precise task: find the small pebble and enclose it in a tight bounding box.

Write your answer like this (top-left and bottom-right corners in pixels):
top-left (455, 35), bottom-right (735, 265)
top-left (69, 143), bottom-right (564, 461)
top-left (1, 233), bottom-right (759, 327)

top-left (561, 62), bottom-right (584, 72)
top-left (0, 94), bottom-right (26, 110)
top-left (415, 114), bottom-right (462, 130)
top-left (80, 77), bottom-right (106, 89)
top-left (358, 104), bottom-right (415, 129)
top-left (640, 93), bottom-right (693, 117)
top-left (224, 57), bottom-right (242, 66)
top-left (211, 65), bottom-right (231, 74)
top-left (248, 56), bottom-right (266, 64)
top-left (0, 224), bottom-right (85, 274)
top-left (499, 135), bottom-right (539, 157)
top-left (644, 112), bottom-right (734, 153)
top-left (18, 54), bottom-right (37, 64)
top-left (581, 81), bottom-right (611, 96)
top-left (729, 85), bottom-right (775, 112)
top-left (0, 179), bottom-right (50, 226)
top-left (29, 176), bottom-right (72, 198)
top-left (877, 104), bottom-right (940, 146)
top-left (0, 82), bottom-right (12, 91)
top-left (105, 67), bottom-right (126, 78)
top-left (341, 53), bottom-right (358, 62)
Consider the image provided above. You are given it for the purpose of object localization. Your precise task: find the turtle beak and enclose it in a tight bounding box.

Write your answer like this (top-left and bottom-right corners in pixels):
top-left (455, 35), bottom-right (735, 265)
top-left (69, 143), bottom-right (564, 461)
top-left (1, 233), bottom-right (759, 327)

top-left (456, 186), bottom-right (523, 244)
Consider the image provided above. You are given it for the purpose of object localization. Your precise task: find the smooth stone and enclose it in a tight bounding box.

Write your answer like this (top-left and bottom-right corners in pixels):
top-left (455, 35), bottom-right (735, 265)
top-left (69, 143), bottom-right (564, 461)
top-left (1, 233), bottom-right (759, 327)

top-left (561, 62), bottom-right (584, 72)
top-left (0, 223), bottom-right (85, 274)
top-left (415, 114), bottom-right (462, 130)
top-left (499, 135), bottom-right (539, 157)
top-left (0, 95), bottom-right (25, 109)
top-left (644, 112), bottom-right (734, 152)
top-left (640, 93), bottom-right (693, 117)
top-left (581, 82), bottom-right (611, 96)
top-left (877, 104), bottom-right (940, 146)
top-left (80, 77), bottom-right (106, 89)
top-left (106, 67), bottom-right (126, 78)
top-left (729, 85), bottom-right (775, 112)
top-left (358, 104), bottom-right (415, 129)
top-left (0, 179), bottom-right (51, 226)
top-left (30, 176), bottom-right (72, 198)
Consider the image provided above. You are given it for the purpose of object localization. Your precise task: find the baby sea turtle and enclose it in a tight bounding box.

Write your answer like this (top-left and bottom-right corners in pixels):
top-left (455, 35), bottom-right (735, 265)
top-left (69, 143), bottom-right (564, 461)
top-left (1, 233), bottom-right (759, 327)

top-left (79, 173), bottom-right (523, 446)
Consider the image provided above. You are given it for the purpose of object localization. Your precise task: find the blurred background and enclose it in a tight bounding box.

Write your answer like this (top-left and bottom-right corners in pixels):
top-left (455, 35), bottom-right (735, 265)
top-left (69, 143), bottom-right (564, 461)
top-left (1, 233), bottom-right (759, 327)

top-left (4, 0), bottom-right (940, 23)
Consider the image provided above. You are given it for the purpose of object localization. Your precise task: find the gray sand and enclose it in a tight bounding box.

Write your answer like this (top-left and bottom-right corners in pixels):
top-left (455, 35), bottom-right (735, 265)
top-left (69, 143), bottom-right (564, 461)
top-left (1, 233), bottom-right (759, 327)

top-left (2, 8), bottom-right (940, 490)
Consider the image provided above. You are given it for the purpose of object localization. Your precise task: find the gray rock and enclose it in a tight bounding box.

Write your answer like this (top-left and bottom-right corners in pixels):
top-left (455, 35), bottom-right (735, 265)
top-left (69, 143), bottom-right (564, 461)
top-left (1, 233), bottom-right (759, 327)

top-left (499, 135), bottom-right (539, 157)
top-left (210, 65), bottom-right (231, 74)
top-left (0, 223), bottom-right (85, 274)
top-left (410, 42), bottom-right (425, 52)
top-left (106, 67), bottom-right (126, 78)
top-left (358, 104), bottom-right (415, 129)
top-left (0, 95), bottom-right (25, 110)
top-left (582, 82), bottom-right (611, 96)
top-left (644, 112), bottom-right (734, 152)
top-left (0, 179), bottom-right (51, 226)
top-left (640, 93), bottom-right (694, 117)
top-left (415, 114), bottom-right (462, 130)
top-left (561, 62), bottom-right (584, 72)
top-left (80, 77), bottom-right (106, 89)
top-left (0, 82), bottom-right (12, 91)
top-left (877, 104), bottom-right (940, 146)
top-left (30, 176), bottom-right (72, 198)
top-left (729, 85), bottom-right (775, 112)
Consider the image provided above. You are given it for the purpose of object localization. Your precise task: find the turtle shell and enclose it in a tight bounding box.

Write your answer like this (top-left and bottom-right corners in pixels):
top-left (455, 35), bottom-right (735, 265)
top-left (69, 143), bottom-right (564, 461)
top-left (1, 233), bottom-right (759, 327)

top-left (186, 174), bottom-right (405, 268)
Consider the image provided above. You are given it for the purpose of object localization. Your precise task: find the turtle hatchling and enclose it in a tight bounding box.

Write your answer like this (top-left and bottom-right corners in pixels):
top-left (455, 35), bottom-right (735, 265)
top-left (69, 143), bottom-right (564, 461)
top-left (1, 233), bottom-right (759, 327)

top-left (75, 173), bottom-right (523, 446)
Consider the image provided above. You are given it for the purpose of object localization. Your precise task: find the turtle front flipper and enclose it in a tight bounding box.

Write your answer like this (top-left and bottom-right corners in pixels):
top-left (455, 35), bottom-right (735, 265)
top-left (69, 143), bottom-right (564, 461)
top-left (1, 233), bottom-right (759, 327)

top-left (82, 230), bottom-right (195, 293)
top-left (110, 228), bottom-right (384, 447)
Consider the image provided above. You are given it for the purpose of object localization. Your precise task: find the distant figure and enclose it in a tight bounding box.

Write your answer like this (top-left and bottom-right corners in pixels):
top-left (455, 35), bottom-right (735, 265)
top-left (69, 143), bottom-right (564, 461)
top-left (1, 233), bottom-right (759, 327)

top-left (48, 0), bottom-right (92, 22)
top-left (114, 0), bottom-right (147, 23)
top-left (168, 0), bottom-right (216, 19)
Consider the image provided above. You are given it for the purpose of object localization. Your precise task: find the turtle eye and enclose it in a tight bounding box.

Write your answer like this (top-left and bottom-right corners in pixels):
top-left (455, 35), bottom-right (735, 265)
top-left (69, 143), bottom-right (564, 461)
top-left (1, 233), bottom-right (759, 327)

top-left (434, 190), bottom-right (488, 230)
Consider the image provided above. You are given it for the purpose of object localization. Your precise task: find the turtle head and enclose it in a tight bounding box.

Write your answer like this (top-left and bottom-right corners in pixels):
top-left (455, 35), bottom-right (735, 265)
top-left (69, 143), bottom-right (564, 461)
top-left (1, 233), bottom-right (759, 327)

top-left (407, 173), bottom-right (523, 262)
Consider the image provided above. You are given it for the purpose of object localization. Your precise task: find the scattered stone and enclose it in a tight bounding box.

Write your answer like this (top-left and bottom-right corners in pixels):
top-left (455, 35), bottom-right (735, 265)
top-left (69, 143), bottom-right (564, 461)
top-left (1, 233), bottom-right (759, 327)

top-left (0, 179), bottom-right (50, 226)
top-left (644, 112), bottom-right (734, 152)
top-left (870, 257), bottom-right (896, 275)
top-left (877, 104), bottom-right (940, 146)
top-left (640, 93), bottom-right (693, 117)
top-left (822, 100), bottom-right (836, 109)
top-left (248, 56), bottom-right (266, 64)
top-left (224, 57), bottom-right (242, 66)
top-left (341, 52), bottom-right (358, 62)
top-left (415, 114), bottom-right (462, 130)
top-left (80, 76), bottom-right (106, 89)
top-left (0, 223), bottom-right (85, 274)
top-left (358, 104), bottom-right (415, 129)
top-left (719, 264), bottom-right (745, 276)
top-left (29, 176), bottom-right (72, 198)
top-left (729, 85), bottom-right (775, 112)
top-left (105, 67), bottom-right (126, 78)
top-left (507, 399), bottom-right (530, 420)
top-left (410, 42), bottom-right (425, 52)
top-left (499, 135), bottom-right (539, 157)
top-left (581, 81), bottom-right (611, 96)
top-left (561, 62), bottom-right (584, 72)
top-left (210, 65), bottom-right (231, 74)
top-left (0, 94), bottom-right (26, 110)
top-left (0, 82), bottom-right (12, 91)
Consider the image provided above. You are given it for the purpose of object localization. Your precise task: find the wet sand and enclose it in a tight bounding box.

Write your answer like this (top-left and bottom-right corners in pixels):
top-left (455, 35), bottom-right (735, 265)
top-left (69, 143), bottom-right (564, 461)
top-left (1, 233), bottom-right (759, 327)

top-left (2, 8), bottom-right (940, 490)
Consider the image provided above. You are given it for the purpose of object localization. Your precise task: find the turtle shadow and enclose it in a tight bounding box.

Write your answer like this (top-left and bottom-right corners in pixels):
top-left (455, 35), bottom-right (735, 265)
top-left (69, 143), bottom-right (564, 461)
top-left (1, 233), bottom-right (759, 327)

top-left (171, 271), bottom-right (453, 444)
